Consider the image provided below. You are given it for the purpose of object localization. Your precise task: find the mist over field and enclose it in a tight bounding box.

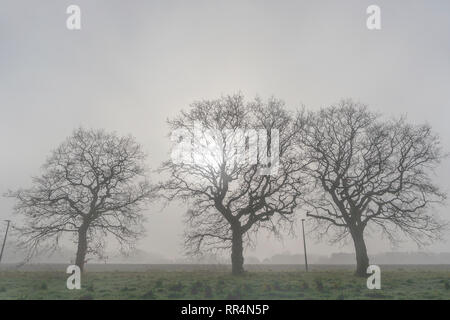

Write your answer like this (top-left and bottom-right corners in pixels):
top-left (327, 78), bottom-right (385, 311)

top-left (1, 0), bottom-right (449, 270)
top-left (2, 246), bottom-right (450, 266)
top-left (1, 1), bottom-right (450, 304)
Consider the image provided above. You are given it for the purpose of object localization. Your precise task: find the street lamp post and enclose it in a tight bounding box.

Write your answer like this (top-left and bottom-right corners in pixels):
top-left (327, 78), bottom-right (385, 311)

top-left (301, 218), bottom-right (308, 272)
top-left (0, 220), bottom-right (11, 264)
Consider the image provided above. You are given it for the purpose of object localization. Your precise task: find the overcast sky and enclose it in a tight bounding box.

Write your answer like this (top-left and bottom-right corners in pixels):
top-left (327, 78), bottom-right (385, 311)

top-left (1, 0), bottom-right (449, 260)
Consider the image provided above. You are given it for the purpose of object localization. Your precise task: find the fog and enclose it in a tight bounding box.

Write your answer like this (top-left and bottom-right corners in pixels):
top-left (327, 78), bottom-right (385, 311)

top-left (1, 0), bottom-right (449, 263)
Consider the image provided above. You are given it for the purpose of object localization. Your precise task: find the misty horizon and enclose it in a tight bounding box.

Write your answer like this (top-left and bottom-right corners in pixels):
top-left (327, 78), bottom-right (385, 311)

top-left (1, 0), bottom-right (449, 266)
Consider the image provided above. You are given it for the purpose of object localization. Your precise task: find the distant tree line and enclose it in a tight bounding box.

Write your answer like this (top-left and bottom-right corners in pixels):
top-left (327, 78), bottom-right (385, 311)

top-left (5, 94), bottom-right (446, 276)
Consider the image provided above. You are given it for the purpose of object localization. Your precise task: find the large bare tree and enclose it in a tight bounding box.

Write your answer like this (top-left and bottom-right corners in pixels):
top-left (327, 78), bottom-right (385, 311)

top-left (7, 128), bottom-right (153, 271)
top-left (297, 100), bottom-right (446, 276)
top-left (159, 94), bottom-right (306, 275)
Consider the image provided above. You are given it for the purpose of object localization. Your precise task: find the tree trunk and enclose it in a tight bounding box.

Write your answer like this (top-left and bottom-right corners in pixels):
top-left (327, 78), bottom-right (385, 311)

top-left (75, 225), bottom-right (88, 272)
top-left (231, 228), bottom-right (244, 275)
top-left (351, 228), bottom-right (369, 277)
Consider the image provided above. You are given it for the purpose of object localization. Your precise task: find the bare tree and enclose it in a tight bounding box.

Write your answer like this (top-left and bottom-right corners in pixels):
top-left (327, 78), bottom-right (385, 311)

top-left (296, 100), bottom-right (446, 276)
top-left (6, 128), bottom-right (153, 271)
top-left (159, 94), bottom-right (306, 275)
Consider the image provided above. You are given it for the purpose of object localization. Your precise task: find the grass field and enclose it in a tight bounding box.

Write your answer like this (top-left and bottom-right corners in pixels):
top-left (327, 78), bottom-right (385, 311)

top-left (0, 264), bottom-right (449, 300)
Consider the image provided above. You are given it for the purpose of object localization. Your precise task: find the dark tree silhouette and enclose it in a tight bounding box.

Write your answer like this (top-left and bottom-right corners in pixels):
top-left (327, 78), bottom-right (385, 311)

top-left (7, 128), bottom-right (153, 271)
top-left (296, 100), bottom-right (446, 276)
top-left (159, 94), bottom-right (306, 275)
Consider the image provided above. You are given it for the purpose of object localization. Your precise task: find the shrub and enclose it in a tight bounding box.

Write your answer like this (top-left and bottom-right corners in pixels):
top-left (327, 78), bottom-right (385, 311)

top-left (300, 281), bottom-right (309, 290)
top-left (190, 281), bottom-right (202, 295)
top-left (272, 280), bottom-right (282, 291)
top-left (204, 285), bottom-right (213, 298)
top-left (168, 292), bottom-right (183, 299)
top-left (121, 286), bottom-right (135, 292)
top-left (154, 278), bottom-right (164, 288)
top-left (142, 290), bottom-right (156, 299)
top-left (243, 283), bottom-right (253, 293)
top-left (168, 281), bottom-right (185, 292)
top-left (314, 278), bottom-right (324, 292)
top-left (226, 286), bottom-right (242, 300)
top-left (215, 280), bottom-right (225, 294)
top-left (216, 279), bottom-right (225, 287)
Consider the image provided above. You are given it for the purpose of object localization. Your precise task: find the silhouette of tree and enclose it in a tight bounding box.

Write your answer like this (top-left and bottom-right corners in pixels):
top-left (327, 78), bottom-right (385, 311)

top-left (159, 94), bottom-right (307, 275)
top-left (296, 100), bottom-right (446, 276)
top-left (7, 128), bottom-right (153, 271)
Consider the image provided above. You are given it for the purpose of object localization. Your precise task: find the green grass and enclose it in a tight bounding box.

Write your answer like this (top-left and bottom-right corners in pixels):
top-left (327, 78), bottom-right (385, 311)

top-left (0, 268), bottom-right (449, 300)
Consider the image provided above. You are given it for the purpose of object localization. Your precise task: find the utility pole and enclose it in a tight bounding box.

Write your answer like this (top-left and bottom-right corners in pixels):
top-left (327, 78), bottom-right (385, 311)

top-left (0, 220), bottom-right (11, 264)
top-left (301, 218), bottom-right (308, 272)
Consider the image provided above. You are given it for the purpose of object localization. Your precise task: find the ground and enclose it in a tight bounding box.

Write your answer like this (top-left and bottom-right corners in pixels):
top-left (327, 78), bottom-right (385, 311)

top-left (0, 264), bottom-right (449, 300)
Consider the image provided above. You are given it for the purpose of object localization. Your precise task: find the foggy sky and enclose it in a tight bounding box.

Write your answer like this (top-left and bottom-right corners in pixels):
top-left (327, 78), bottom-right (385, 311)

top-left (1, 0), bottom-right (449, 261)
